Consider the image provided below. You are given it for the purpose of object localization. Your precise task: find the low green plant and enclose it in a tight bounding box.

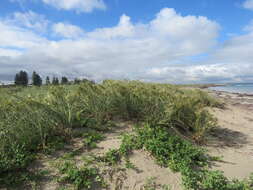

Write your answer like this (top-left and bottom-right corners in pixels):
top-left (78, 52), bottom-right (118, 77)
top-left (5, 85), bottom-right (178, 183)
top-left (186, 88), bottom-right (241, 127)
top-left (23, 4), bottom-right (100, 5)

top-left (0, 168), bottom-right (48, 189)
top-left (141, 177), bottom-right (171, 190)
top-left (125, 159), bottom-right (137, 170)
top-left (57, 187), bottom-right (72, 190)
top-left (119, 133), bottom-right (141, 156)
top-left (57, 161), bottom-right (105, 190)
top-left (142, 177), bottom-right (159, 190)
top-left (120, 124), bottom-right (253, 190)
top-left (82, 131), bottom-right (104, 149)
top-left (62, 150), bottom-right (82, 160)
top-left (97, 149), bottom-right (121, 165)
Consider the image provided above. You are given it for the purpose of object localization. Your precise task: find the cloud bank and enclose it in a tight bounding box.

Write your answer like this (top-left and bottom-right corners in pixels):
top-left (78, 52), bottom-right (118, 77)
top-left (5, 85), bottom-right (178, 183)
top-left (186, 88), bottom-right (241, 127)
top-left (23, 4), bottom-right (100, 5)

top-left (0, 8), bottom-right (253, 83)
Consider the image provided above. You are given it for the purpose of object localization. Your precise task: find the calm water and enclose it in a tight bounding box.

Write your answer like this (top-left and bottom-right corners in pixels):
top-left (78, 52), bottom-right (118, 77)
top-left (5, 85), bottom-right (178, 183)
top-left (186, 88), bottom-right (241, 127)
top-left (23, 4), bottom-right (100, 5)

top-left (209, 83), bottom-right (253, 94)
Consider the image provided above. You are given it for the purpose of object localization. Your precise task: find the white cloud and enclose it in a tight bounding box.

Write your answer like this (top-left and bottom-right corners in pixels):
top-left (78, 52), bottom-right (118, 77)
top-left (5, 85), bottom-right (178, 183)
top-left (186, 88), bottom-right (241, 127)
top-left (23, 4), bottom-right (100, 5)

top-left (145, 63), bottom-right (253, 84)
top-left (150, 8), bottom-right (219, 53)
top-left (212, 20), bottom-right (253, 64)
top-left (0, 21), bottom-right (47, 49)
top-left (6, 11), bottom-right (49, 32)
top-left (0, 48), bottom-right (22, 57)
top-left (0, 11), bottom-right (48, 65)
top-left (243, 0), bottom-right (253, 10)
top-left (42, 0), bottom-right (106, 13)
top-left (0, 8), bottom-right (223, 83)
top-left (4, 8), bottom-right (252, 83)
top-left (52, 22), bottom-right (85, 38)
top-left (88, 14), bottom-right (135, 39)
top-left (145, 18), bottom-right (253, 83)
top-left (1, 8), bottom-right (253, 84)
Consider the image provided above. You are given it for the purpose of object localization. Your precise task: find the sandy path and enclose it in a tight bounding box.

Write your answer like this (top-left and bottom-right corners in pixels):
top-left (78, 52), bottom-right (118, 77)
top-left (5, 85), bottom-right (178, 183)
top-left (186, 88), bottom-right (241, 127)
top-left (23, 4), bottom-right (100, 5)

top-left (208, 102), bottom-right (253, 180)
top-left (123, 150), bottom-right (181, 190)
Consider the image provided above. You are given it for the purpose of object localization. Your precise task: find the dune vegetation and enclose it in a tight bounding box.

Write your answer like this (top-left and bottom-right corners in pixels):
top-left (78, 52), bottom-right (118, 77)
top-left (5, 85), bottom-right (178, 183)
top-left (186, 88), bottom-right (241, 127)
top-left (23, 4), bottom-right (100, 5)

top-left (0, 80), bottom-right (252, 190)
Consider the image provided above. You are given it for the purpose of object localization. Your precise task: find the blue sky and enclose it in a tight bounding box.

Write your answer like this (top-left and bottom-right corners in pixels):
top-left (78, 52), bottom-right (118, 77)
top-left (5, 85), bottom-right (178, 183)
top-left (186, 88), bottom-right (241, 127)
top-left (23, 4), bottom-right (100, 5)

top-left (1, 0), bottom-right (251, 39)
top-left (0, 0), bottom-right (253, 83)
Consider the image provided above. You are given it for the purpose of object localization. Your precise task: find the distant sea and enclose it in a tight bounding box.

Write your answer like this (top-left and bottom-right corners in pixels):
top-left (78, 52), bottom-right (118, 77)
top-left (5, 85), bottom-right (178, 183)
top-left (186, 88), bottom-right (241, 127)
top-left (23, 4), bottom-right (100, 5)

top-left (209, 83), bottom-right (253, 94)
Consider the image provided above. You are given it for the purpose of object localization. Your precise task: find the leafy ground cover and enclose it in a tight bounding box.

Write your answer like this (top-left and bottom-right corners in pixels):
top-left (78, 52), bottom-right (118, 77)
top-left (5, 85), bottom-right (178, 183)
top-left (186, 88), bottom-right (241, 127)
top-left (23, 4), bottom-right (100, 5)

top-left (114, 124), bottom-right (253, 190)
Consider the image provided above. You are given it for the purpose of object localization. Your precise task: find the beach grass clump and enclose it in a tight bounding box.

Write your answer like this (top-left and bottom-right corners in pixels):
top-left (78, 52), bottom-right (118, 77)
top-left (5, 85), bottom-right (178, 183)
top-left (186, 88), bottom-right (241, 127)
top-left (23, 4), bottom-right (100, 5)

top-left (181, 89), bottom-right (224, 108)
top-left (0, 98), bottom-right (67, 172)
top-left (101, 80), bottom-right (175, 122)
top-left (99, 80), bottom-right (217, 141)
top-left (164, 95), bottom-right (217, 143)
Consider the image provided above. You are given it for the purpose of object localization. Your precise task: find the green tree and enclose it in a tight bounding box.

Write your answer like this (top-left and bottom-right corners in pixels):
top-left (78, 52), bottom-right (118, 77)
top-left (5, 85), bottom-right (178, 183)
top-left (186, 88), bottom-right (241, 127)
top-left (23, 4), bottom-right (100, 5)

top-left (61, 76), bottom-right (68, 85)
top-left (52, 77), bottom-right (59, 85)
top-left (46, 76), bottom-right (50, 85)
top-left (32, 71), bottom-right (42, 86)
top-left (74, 78), bottom-right (81, 84)
top-left (82, 78), bottom-right (95, 85)
top-left (14, 71), bottom-right (28, 86)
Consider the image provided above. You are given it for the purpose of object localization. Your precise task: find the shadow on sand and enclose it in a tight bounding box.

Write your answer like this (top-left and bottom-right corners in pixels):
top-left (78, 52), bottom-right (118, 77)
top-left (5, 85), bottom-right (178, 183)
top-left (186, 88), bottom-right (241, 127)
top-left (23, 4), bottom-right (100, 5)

top-left (207, 127), bottom-right (249, 149)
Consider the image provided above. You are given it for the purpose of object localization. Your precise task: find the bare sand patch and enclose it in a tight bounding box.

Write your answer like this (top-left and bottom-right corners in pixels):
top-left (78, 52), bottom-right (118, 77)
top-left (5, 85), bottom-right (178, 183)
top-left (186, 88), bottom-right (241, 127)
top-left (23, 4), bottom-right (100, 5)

top-left (207, 91), bottom-right (253, 180)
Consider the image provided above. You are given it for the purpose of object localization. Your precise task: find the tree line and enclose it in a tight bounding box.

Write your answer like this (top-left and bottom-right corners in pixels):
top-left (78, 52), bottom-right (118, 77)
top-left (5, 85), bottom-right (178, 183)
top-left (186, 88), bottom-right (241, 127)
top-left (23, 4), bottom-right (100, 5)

top-left (14, 70), bottom-right (91, 86)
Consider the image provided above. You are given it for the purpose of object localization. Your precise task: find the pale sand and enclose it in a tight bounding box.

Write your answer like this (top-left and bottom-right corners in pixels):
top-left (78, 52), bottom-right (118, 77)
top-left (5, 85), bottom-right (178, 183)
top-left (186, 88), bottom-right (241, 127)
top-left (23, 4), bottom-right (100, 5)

top-left (207, 91), bottom-right (253, 180)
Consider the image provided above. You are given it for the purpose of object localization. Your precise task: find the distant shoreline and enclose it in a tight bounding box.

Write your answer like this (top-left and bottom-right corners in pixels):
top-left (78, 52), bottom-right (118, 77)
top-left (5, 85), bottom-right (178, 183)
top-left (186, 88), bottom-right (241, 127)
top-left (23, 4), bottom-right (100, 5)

top-left (207, 89), bottom-right (253, 111)
top-left (208, 89), bottom-right (253, 96)
top-left (207, 83), bottom-right (253, 95)
top-left (178, 83), bottom-right (226, 89)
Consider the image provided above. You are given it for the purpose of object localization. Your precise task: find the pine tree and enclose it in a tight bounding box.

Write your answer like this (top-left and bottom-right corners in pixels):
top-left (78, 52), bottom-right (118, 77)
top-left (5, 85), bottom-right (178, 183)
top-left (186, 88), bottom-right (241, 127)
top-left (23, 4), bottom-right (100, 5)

top-left (55, 77), bottom-right (59, 85)
top-left (46, 76), bottom-right (50, 85)
top-left (14, 71), bottom-right (28, 86)
top-left (52, 77), bottom-right (56, 85)
top-left (32, 71), bottom-right (42, 86)
top-left (52, 77), bottom-right (59, 85)
top-left (55, 77), bottom-right (60, 85)
top-left (74, 78), bottom-right (81, 84)
top-left (61, 76), bottom-right (68, 85)
top-left (14, 74), bottom-right (19, 85)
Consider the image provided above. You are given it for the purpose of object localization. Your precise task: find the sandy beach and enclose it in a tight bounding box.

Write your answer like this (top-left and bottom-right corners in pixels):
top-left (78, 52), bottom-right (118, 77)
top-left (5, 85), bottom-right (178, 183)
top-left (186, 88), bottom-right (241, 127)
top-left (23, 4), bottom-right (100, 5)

top-left (206, 90), bottom-right (253, 180)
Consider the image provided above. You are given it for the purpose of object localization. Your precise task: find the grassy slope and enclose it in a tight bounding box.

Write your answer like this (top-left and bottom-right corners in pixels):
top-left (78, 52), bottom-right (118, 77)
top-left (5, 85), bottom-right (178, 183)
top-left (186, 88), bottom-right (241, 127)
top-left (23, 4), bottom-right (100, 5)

top-left (0, 80), bottom-right (252, 189)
